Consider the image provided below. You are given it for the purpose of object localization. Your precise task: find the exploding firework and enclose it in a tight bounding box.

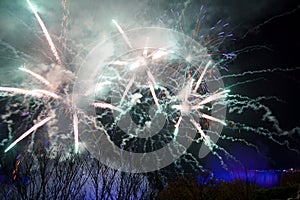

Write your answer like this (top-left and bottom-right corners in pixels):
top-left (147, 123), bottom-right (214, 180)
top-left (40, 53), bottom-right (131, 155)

top-left (0, 0), bottom-right (299, 175)
top-left (73, 26), bottom-right (229, 172)
top-left (0, 0), bottom-right (78, 156)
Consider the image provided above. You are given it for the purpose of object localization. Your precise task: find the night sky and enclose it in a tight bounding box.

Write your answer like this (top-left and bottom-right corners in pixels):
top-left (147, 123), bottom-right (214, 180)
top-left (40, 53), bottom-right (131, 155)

top-left (220, 0), bottom-right (300, 170)
top-left (0, 0), bottom-right (299, 176)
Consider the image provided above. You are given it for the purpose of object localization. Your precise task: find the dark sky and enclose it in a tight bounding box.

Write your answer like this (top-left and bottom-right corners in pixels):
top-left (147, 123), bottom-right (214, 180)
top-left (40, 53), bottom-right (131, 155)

top-left (218, 1), bottom-right (300, 170)
top-left (0, 0), bottom-right (299, 173)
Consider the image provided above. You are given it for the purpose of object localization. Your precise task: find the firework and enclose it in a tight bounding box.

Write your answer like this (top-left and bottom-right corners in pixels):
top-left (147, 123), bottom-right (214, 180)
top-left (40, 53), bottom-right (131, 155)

top-left (72, 24), bottom-right (228, 172)
top-left (4, 116), bottom-right (53, 153)
top-left (0, 1), bottom-right (298, 176)
top-left (26, 0), bottom-right (62, 65)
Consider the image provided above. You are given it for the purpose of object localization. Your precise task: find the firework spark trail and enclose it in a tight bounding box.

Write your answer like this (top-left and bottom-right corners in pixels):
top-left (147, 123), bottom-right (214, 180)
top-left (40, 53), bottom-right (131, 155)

top-left (148, 82), bottom-right (161, 111)
top-left (227, 93), bottom-right (299, 152)
top-left (229, 45), bottom-right (274, 57)
top-left (26, 0), bottom-right (62, 65)
top-left (173, 116), bottom-right (182, 140)
top-left (59, 0), bottom-right (69, 53)
top-left (143, 37), bottom-right (149, 56)
top-left (0, 139), bottom-right (9, 147)
top-left (207, 127), bottom-right (273, 164)
top-left (190, 118), bottom-right (228, 169)
top-left (192, 18), bottom-right (201, 39)
top-left (193, 61), bottom-right (212, 93)
top-left (146, 70), bottom-right (161, 110)
top-left (19, 67), bottom-right (54, 88)
top-left (199, 113), bottom-right (227, 126)
top-left (5, 8), bottom-right (40, 35)
top-left (0, 86), bottom-right (42, 98)
top-left (175, 0), bottom-right (192, 31)
top-left (282, 127), bottom-right (300, 137)
top-left (187, 79), bottom-right (194, 100)
top-left (218, 132), bottom-right (261, 152)
top-left (151, 49), bottom-right (169, 60)
top-left (110, 61), bottom-right (128, 66)
top-left (227, 78), bottom-right (266, 89)
top-left (93, 102), bottom-right (124, 113)
top-left (120, 76), bottom-right (135, 105)
top-left (220, 67), bottom-right (300, 80)
top-left (191, 89), bottom-right (230, 109)
top-left (112, 19), bottom-right (133, 49)
top-left (95, 80), bottom-right (110, 89)
top-left (129, 58), bottom-right (145, 70)
top-left (241, 5), bottom-right (300, 40)
top-left (172, 104), bottom-right (203, 112)
top-left (228, 94), bottom-right (285, 115)
top-left (1, 86), bottom-right (60, 102)
top-left (227, 94), bottom-right (288, 135)
top-left (4, 116), bottom-right (53, 152)
top-left (73, 112), bottom-right (79, 153)
top-left (0, 41), bottom-right (32, 61)
top-left (235, 122), bottom-right (300, 154)
top-left (175, 79), bottom-right (194, 103)
top-left (229, 93), bottom-right (286, 102)
top-left (12, 155), bottom-right (21, 180)
top-left (147, 71), bottom-right (157, 85)
top-left (192, 122), bottom-right (243, 169)
top-left (0, 87), bottom-right (59, 99)
top-left (190, 119), bottom-right (209, 144)
top-left (32, 89), bottom-right (61, 99)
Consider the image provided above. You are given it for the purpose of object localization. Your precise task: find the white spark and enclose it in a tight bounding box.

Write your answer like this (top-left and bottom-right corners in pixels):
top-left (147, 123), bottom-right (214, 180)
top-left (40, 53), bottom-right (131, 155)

top-left (147, 71), bottom-right (157, 85)
top-left (200, 113), bottom-right (227, 126)
top-left (143, 37), bottom-right (150, 57)
top-left (32, 89), bottom-right (61, 99)
top-left (148, 82), bottom-right (160, 111)
top-left (173, 116), bottom-right (183, 140)
top-left (0, 87), bottom-right (60, 99)
top-left (93, 102), bottom-right (124, 113)
top-left (112, 19), bottom-right (133, 49)
top-left (0, 87), bottom-right (42, 98)
top-left (110, 60), bottom-right (128, 66)
top-left (5, 116), bottom-right (53, 152)
top-left (152, 49), bottom-right (168, 60)
top-left (190, 118), bottom-right (209, 143)
top-left (193, 89), bottom-right (230, 109)
top-left (120, 76), bottom-right (135, 105)
top-left (26, 0), bottom-right (62, 65)
top-left (193, 60), bottom-right (212, 93)
top-left (19, 67), bottom-right (53, 88)
top-left (73, 113), bottom-right (79, 153)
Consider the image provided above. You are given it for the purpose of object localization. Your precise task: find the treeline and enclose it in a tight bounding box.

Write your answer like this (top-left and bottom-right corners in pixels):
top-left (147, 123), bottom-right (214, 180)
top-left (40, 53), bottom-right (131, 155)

top-left (1, 147), bottom-right (299, 200)
top-left (0, 148), bottom-right (155, 200)
top-left (158, 171), bottom-right (300, 200)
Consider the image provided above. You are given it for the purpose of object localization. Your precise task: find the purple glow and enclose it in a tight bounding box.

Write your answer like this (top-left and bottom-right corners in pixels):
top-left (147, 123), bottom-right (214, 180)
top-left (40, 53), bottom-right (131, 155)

top-left (214, 170), bottom-right (282, 188)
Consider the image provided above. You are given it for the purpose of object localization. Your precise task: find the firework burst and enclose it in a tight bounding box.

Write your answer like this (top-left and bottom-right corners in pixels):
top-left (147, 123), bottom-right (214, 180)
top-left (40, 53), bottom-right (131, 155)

top-left (0, 0), bottom-right (299, 174)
